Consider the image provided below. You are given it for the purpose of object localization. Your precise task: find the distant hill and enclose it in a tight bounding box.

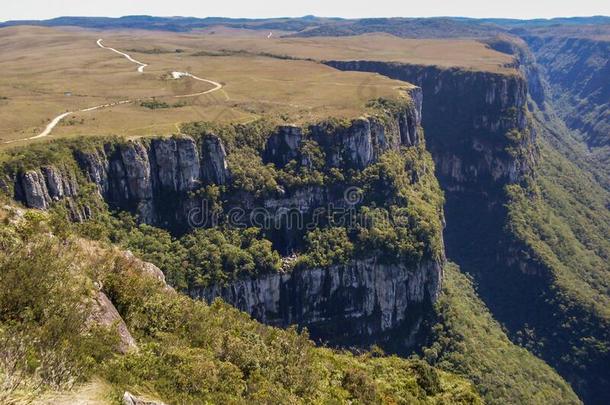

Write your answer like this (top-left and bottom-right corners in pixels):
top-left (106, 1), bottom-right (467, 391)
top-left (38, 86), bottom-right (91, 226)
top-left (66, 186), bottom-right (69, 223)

top-left (1, 15), bottom-right (608, 38)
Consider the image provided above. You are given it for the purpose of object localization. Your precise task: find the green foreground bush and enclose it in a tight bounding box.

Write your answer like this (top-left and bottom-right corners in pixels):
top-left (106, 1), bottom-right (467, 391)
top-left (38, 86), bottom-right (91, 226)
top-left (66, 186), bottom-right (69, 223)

top-left (0, 209), bottom-right (481, 404)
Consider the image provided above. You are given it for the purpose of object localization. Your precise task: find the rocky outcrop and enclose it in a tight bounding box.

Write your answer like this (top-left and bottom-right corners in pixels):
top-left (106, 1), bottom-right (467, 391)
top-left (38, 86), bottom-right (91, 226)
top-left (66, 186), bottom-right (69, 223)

top-left (15, 166), bottom-right (79, 210)
top-left (263, 125), bottom-right (303, 167)
top-left (90, 291), bottom-right (137, 354)
top-left (75, 147), bottom-right (110, 194)
top-left (121, 250), bottom-right (174, 292)
top-left (325, 61), bottom-right (532, 192)
top-left (19, 170), bottom-right (50, 209)
top-left (74, 135), bottom-right (228, 227)
top-left (263, 93), bottom-right (422, 172)
top-left (151, 137), bottom-right (201, 193)
top-left (196, 257), bottom-right (442, 346)
top-left (201, 134), bottom-right (229, 185)
top-left (114, 141), bottom-right (155, 222)
top-left (122, 391), bottom-right (167, 405)
top-left (42, 166), bottom-right (79, 201)
top-left (311, 118), bottom-right (376, 169)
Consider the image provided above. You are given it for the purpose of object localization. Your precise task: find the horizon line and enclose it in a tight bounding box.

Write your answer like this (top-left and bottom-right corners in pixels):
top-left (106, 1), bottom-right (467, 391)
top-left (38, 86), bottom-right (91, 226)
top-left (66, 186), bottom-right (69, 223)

top-left (2, 14), bottom-right (609, 24)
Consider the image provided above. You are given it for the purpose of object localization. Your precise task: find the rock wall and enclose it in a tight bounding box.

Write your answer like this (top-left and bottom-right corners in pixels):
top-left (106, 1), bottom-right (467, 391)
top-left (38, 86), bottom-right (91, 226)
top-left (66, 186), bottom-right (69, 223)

top-left (196, 257), bottom-right (442, 346)
top-left (69, 134), bottom-right (231, 228)
top-left (523, 35), bottom-right (609, 148)
top-left (14, 166), bottom-right (79, 210)
top-left (6, 97), bottom-right (442, 347)
top-left (324, 62), bottom-right (536, 281)
top-left (13, 101), bottom-right (423, 234)
top-left (325, 61), bottom-right (534, 194)
top-left (481, 36), bottom-right (546, 107)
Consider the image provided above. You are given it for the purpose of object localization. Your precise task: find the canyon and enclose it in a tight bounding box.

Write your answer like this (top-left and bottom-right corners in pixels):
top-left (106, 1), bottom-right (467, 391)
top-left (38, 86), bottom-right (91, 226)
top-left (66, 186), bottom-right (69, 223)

top-left (0, 17), bottom-right (608, 404)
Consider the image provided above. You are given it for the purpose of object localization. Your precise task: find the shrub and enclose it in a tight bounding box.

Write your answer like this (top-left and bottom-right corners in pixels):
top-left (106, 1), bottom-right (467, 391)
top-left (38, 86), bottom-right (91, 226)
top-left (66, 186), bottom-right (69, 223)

top-left (298, 227), bottom-right (354, 268)
top-left (227, 148), bottom-right (279, 197)
top-left (180, 227), bottom-right (281, 287)
top-left (0, 235), bottom-right (117, 392)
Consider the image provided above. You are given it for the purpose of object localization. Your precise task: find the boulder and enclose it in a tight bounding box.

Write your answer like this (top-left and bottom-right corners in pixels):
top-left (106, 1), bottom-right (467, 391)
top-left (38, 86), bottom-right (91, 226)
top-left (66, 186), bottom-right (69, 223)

top-left (122, 391), bottom-right (167, 405)
top-left (20, 170), bottom-right (50, 209)
top-left (90, 291), bottom-right (137, 354)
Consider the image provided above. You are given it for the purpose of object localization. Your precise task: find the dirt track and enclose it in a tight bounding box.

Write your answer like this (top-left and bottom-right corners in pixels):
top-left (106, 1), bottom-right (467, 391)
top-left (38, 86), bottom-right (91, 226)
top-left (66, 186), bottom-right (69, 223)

top-left (3, 39), bottom-right (224, 144)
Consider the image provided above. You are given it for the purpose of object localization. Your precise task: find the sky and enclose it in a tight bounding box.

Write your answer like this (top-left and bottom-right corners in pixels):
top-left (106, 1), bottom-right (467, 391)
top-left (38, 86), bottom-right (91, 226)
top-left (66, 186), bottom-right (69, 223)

top-left (1, 0), bottom-right (609, 22)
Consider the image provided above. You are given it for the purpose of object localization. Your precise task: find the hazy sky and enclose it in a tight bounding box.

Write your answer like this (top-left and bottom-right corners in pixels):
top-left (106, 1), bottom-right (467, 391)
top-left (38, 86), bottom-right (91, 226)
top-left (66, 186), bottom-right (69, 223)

top-left (2, 0), bottom-right (609, 22)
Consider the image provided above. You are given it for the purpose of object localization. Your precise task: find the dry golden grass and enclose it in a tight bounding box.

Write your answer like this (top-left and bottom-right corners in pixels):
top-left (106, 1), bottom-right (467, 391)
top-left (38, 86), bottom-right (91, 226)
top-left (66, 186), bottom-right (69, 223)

top-left (181, 32), bottom-right (515, 72)
top-left (0, 26), bottom-right (514, 148)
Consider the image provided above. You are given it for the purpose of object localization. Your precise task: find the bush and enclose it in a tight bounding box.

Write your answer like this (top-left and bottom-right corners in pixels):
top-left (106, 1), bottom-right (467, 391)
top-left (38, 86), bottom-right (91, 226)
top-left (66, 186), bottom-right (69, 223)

top-left (227, 148), bottom-right (279, 198)
top-left (180, 227), bottom-right (281, 287)
top-left (140, 99), bottom-right (170, 109)
top-left (0, 234), bottom-right (117, 393)
top-left (100, 251), bottom-right (481, 404)
top-left (298, 227), bottom-right (354, 268)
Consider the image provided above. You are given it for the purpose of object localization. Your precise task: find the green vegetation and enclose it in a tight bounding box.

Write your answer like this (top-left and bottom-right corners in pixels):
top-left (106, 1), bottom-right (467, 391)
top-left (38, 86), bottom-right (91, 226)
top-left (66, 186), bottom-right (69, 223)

top-left (0, 136), bottom-right (112, 174)
top-left (422, 263), bottom-right (581, 404)
top-left (526, 34), bottom-right (610, 174)
top-left (181, 112), bottom-right (445, 271)
top-left (0, 107), bottom-right (445, 291)
top-left (355, 148), bottom-right (445, 264)
top-left (0, 212), bottom-right (117, 400)
top-left (69, 209), bottom-right (282, 291)
top-left (140, 99), bottom-right (186, 110)
top-left (298, 227), bottom-right (354, 268)
top-left (226, 147), bottom-right (280, 197)
top-left (192, 48), bottom-right (315, 62)
top-left (180, 227), bottom-right (282, 287)
top-left (273, 138), bottom-right (326, 190)
top-left (103, 254), bottom-right (479, 404)
top-left (0, 208), bottom-right (481, 404)
top-left (503, 134), bottom-right (610, 398)
top-left (126, 48), bottom-right (184, 54)
top-left (181, 119), bottom-right (278, 153)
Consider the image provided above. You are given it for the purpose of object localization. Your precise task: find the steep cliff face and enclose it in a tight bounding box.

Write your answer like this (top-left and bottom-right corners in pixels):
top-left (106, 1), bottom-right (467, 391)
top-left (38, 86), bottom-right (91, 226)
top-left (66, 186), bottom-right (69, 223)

top-left (492, 37), bottom-right (610, 404)
top-left (11, 165), bottom-right (89, 221)
top-left (481, 36), bottom-right (546, 106)
top-left (70, 134), bottom-right (230, 228)
top-left (14, 166), bottom-right (79, 210)
top-left (14, 100), bottom-right (423, 234)
top-left (325, 61), bottom-right (534, 196)
top-left (6, 98), bottom-right (443, 346)
top-left (521, 34), bottom-right (610, 173)
top-left (197, 257), bottom-right (442, 346)
top-left (323, 61), bottom-right (535, 302)
top-left (324, 63), bottom-right (535, 275)
top-left (325, 51), bottom-right (610, 404)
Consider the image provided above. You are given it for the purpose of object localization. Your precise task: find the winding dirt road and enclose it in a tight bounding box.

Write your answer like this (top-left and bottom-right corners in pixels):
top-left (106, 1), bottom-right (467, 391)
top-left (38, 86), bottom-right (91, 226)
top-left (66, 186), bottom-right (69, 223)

top-left (171, 71), bottom-right (223, 98)
top-left (96, 39), bottom-right (148, 73)
top-left (4, 39), bottom-right (224, 144)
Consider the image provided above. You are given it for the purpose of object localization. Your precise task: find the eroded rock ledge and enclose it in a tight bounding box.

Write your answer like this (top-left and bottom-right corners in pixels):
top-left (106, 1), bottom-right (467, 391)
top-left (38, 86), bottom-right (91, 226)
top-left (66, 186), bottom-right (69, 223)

top-left (4, 95), bottom-right (444, 347)
top-left (12, 96), bottom-right (423, 232)
top-left (197, 257), bottom-right (442, 346)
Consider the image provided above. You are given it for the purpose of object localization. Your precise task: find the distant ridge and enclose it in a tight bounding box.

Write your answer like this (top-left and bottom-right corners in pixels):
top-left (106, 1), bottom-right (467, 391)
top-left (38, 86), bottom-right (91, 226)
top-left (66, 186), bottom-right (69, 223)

top-left (1, 15), bottom-right (608, 37)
